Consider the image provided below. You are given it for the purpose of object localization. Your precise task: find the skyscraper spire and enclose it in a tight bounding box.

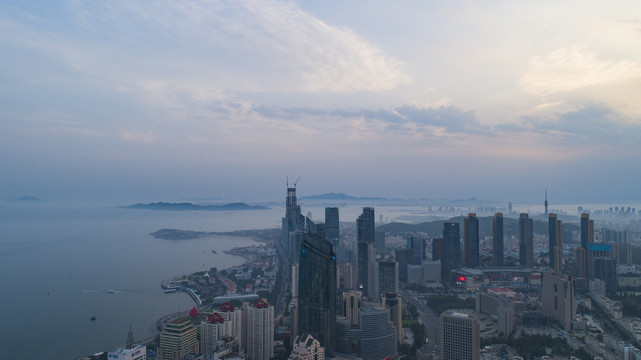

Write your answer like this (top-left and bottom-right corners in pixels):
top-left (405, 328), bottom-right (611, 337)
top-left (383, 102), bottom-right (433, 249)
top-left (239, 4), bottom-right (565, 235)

top-left (544, 189), bottom-right (549, 217)
top-left (126, 325), bottom-right (134, 349)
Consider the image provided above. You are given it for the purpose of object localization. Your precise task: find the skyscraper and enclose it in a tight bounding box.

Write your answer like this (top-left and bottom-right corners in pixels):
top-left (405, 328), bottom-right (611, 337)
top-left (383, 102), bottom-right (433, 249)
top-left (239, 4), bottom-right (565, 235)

top-left (464, 213), bottom-right (479, 268)
top-left (357, 207), bottom-right (376, 297)
top-left (282, 186), bottom-right (302, 259)
top-left (442, 222), bottom-right (461, 282)
top-left (549, 213), bottom-right (557, 267)
top-left (581, 213), bottom-right (593, 249)
top-left (395, 248), bottom-right (412, 283)
top-left (519, 213), bottom-right (533, 267)
top-left (246, 299), bottom-right (274, 360)
top-left (439, 311), bottom-right (480, 360)
top-left (492, 213), bottom-right (504, 266)
top-left (375, 230), bottom-right (386, 255)
top-left (432, 238), bottom-right (442, 261)
top-left (407, 236), bottom-right (425, 265)
top-left (298, 232), bottom-right (337, 352)
top-left (554, 220), bottom-right (563, 274)
top-left (325, 207), bottom-right (340, 247)
top-left (378, 261), bottom-right (399, 294)
top-left (357, 207), bottom-right (375, 244)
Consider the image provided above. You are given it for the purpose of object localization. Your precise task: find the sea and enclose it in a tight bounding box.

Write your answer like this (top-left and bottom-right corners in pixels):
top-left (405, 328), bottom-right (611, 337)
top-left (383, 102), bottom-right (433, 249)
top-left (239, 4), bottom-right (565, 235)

top-left (1, 200), bottom-right (637, 359)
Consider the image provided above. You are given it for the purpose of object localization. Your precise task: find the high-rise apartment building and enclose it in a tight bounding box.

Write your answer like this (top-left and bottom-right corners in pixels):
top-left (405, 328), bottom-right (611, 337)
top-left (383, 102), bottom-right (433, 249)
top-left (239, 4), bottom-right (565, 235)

top-left (442, 222), bottom-right (461, 282)
top-left (298, 232), bottom-right (336, 352)
top-left (158, 317), bottom-right (199, 360)
top-left (246, 299), bottom-right (274, 360)
top-left (519, 213), bottom-right (533, 267)
top-left (439, 311), bottom-right (480, 360)
top-left (464, 213), bottom-right (479, 268)
top-left (201, 313), bottom-right (229, 357)
top-left (493, 213), bottom-right (504, 266)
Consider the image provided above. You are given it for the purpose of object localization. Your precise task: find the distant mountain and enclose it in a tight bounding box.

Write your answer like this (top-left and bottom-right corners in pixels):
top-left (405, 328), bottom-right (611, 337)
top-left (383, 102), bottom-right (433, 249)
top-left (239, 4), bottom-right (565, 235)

top-left (123, 202), bottom-right (269, 211)
top-left (8, 196), bottom-right (43, 202)
top-left (302, 192), bottom-right (387, 201)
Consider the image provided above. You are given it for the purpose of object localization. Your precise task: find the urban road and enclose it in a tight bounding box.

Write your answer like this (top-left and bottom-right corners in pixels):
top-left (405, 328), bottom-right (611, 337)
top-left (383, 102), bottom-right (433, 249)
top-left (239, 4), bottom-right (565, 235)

top-left (402, 289), bottom-right (440, 360)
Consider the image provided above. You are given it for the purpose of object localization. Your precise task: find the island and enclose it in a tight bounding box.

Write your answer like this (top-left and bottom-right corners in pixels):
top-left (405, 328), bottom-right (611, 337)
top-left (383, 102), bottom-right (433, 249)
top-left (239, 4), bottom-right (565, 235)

top-left (122, 202), bottom-right (269, 211)
top-left (150, 228), bottom-right (280, 241)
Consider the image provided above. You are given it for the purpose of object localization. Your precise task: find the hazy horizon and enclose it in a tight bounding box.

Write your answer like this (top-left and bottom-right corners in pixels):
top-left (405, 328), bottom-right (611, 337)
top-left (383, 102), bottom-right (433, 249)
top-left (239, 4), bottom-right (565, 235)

top-left (2, 1), bottom-right (641, 204)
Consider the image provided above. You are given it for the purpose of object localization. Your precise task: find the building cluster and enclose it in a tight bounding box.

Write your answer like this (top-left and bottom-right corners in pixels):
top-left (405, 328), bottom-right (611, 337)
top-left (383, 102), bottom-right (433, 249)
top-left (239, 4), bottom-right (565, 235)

top-left (105, 186), bottom-right (641, 360)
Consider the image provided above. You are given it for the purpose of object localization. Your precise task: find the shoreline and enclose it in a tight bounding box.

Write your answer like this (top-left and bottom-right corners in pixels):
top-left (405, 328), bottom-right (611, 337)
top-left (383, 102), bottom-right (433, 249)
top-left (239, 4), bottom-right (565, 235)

top-left (155, 235), bottom-right (267, 333)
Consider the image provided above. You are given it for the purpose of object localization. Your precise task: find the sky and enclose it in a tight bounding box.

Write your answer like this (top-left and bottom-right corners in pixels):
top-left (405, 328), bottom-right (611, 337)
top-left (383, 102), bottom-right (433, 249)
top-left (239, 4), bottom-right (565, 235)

top-left (1, 0), bottom-right (640, 204)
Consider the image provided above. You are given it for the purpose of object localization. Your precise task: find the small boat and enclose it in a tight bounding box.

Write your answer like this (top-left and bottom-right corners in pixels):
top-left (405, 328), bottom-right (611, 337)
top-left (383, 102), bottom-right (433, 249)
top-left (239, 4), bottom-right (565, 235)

top-left (106, 290), bottom-right (115, 293)
top-left (164, 289), bottom-right (177, 293)
top-left (91, 316), bottom-right (96, 321)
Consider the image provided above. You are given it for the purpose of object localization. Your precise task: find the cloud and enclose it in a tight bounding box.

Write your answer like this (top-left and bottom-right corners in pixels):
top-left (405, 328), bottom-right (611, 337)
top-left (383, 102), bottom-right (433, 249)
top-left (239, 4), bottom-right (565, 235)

top-left (120, 131), bottom-right (156, 144)
top-left (252, 104), bottom-right (485, 135)
top-left (519, 45), bottom-right (641, 96)
top-left (39, 0), bottom-right (410, 96)
top-left (498, 104), bottom-right (641, 146)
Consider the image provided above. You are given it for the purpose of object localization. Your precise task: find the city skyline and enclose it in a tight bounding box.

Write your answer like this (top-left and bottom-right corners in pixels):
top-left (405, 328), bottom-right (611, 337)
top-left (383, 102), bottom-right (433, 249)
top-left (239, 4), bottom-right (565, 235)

top-left (2, 1), bottom-right (641, 203)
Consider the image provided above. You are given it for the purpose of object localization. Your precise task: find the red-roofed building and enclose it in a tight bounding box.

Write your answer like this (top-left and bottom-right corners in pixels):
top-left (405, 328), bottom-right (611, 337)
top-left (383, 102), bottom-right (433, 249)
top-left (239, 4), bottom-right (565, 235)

top-left (219, 302), bottom-right (235, 312)
top-left (189, 306), bottom-right (200, 318)
top-left (247, 299), bottom-right (273, 360)
top-left (253, 298), bottom-right (269, 309)
top-left (208, 312), bottom-right (225, 324)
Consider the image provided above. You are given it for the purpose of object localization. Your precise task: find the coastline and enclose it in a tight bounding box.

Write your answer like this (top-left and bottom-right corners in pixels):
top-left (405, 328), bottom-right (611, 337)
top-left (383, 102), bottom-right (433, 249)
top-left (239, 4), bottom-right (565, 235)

top-left (155, 234), bottom-right (264, 331)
